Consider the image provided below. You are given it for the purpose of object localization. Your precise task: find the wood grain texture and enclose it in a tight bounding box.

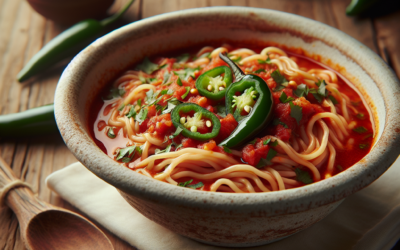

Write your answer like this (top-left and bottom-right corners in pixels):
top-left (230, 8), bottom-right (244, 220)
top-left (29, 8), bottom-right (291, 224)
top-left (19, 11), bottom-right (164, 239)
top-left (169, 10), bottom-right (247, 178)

top-left (0, 0), bottom-right (399, 249)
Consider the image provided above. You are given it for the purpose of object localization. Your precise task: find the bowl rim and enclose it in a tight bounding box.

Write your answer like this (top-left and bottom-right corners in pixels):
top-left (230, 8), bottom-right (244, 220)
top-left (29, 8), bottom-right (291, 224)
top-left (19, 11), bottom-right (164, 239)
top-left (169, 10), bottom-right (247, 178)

top-left (55, 6), bottom-right (400, 214)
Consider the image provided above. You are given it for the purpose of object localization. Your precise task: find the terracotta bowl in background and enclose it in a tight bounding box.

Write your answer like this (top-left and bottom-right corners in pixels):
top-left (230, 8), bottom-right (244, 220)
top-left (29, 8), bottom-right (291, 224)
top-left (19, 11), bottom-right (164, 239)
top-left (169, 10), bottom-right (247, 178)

top-left (27, 0), bottom-right (115, 25)
top-left (54, 7), bottom-right (400, 247)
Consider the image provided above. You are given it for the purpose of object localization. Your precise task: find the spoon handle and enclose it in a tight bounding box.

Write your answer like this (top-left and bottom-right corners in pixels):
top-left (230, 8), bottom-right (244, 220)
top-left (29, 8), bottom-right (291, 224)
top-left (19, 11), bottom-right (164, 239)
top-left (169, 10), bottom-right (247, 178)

top-left (0, 156), bottom-right (51, 231)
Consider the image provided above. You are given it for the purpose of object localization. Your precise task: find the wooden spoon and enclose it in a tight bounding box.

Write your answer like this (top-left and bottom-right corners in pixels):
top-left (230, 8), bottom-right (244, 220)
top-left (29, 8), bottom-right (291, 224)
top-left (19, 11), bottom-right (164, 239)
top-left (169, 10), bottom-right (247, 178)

top-left (0, 157), bottom-right (114, 250)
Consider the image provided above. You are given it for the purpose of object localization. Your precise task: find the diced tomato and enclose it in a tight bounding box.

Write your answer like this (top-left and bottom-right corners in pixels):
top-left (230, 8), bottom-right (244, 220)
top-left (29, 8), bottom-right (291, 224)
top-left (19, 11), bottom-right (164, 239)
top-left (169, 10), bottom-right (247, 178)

top-left (147, 114), bottom-right (174, 138)
top-left (214, 114), bottom-right (238, 143)
top-left (182, 138), bottom-right (200, 148)
top-left (147, 105), bottom-right (157, 118)
top-left (139, 119), bottom-right (149, 133)
top-left (272, 88), bottom-right (295, 105)
top-left (199, 140), bottom-right (217, 151)
top-left (242, 139), bottom-right (271, 166)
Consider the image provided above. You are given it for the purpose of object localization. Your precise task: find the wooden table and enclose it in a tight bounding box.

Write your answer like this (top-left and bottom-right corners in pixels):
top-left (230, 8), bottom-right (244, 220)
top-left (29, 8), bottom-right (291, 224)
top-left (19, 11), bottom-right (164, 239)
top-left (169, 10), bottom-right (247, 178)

top-left (1, 0), bottom-right (399, 249)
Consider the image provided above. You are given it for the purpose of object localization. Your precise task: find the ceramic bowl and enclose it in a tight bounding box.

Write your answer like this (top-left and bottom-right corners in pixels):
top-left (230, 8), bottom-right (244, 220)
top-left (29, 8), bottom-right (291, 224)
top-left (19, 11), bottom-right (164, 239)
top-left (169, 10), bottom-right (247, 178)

top-left (54, 7), bottom-right (400, 247)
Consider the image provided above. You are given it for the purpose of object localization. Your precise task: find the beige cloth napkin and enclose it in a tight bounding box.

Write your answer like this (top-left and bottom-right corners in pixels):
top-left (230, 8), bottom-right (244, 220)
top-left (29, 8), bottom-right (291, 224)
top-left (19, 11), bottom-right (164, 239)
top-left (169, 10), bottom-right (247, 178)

top-left (46, 158), bottom-right (400, 250)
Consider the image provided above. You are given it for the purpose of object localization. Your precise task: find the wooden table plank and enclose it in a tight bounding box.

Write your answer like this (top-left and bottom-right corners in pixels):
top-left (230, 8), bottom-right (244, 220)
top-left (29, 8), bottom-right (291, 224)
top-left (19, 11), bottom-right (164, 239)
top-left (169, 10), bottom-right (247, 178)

top-left (1, 1), bottom-right (399, 249)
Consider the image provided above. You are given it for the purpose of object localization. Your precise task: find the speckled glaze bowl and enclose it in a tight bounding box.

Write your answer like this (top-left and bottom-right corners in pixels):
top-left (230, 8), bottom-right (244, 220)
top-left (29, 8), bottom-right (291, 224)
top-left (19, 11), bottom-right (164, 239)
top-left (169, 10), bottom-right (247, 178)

top-left (54, 7), bottom-right (400, 247)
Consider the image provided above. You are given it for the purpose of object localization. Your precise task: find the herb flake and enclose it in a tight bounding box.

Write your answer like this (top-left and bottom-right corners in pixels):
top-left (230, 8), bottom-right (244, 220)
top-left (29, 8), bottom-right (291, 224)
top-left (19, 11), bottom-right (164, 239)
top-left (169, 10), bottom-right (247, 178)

top-left (289, 101), bottom-right (303, 124)
top-left (295, 168), bottom-right (313, 184)
top-left (181, 86), bottom-right (191, 99)
top-left (136, 57), bottom-right (160, 74)
top-left (353, 126), bottom-right (368, 134)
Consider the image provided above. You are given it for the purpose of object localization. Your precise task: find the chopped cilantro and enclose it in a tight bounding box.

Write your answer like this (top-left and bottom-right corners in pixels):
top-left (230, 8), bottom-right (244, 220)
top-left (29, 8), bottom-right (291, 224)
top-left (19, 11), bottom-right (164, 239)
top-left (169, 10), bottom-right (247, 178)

top-left (249, 139), bottom-right (257, 145)
top-left (173, 67), bottom-right (198, 81)
top-left (254, 69), bottom-right (266, 74)
top-left (359, 143), bottom-right (369, 149)
top-left (178, 179), bottom-right (193, 187)
top-left (175, 143), bottom-right (183, 151)
top-left (169, 127), bottom-right (183, 140)
top-left (136, 57), bottom-right (160, 74)
top-left (155, 144), bottom-right (172, 155)
top-left (145, 89), bottom-right (156, 103)
top-left (266, 54), bottom-right (272, 64)
top-left (295, 168), bottom-right (313, 184)
top-left (187, 182), bottom-right (204, 189)
top-left (266, 148), bottom-right (277, 162)
top-left (104, 88), bottom-right (126, 100)
top-left (308, 89), bottom-right (323, 103)
top-left (126, 106), bottom-right (136, 118)
top-left (294, 84), bottom-right (309, 98)
top-left (162, 102), bottom-right (178, 114)
top-left (155, 104), bottom-right (164, 112)
top-left (351, 101), bottom-right (360, 106)
top-left (263, 138), bottom-right (271, 145)
top-left (336, 165), bottom-right (343, 171)
top-left (181, 86), bottom-right (191, 99)
top-left (107, 127), bottom-right (116, 139)
top-left (271, 70), bottom-right (288, 91)
top-left (177, 77), bottom-right (183, 86)
top-left (289, 101), bottom-right (302, 124)
top-left (116, 146), bottom-right (137, 161)
top-left (353, 126), bottom-right (368, 134)
top-left (255, 158), bottom-right (268, 169)
top-left (135, 108), bottom-right (148, 125)
top-left (176, 53), bottom-right (190, 63)
top-left (223, 146), bottom-right (231, 154)
top-left (363, 133), bottom-right (373, 140)
top-left (270, 140), bottom-right (278, 147)
top-left (137, 99), bottom-right (142, 106)
top-left (118, 103), bottom-right (125, 111)
top-left (121, 157), bottom-right (132, 163)
top-left (279, 91), bottom-right (295, 103)
top-left (272, 119), bottom-right (289, 128)
top-left (317, 80), bottom-right (328, 97)
top-left (160, 89), bottom-right (169, 96)
top-left (356, 113), bottom-right (365, 119)
top-left (328, 95), bottom-right (338, 105)
top-left (256, 148), bottom-right (277, 168)
top-left (163, 71), bottom-right (171, 85)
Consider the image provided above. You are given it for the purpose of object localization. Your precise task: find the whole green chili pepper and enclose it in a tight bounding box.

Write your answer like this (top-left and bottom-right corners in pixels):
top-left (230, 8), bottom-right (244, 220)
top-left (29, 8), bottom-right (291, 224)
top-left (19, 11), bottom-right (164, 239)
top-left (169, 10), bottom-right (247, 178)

top-left (218, 53), bottom-right (273, 148)
top-left (346, 0), bottom-right (379, 16)
top-left (171, 103), bottom-right (221, 141)
top-left (0, 104), bottom-right (58, 137)
top-left (17, 0), bottom-right (135, 82)
top-left (195, 66), bottom-right (233, 100)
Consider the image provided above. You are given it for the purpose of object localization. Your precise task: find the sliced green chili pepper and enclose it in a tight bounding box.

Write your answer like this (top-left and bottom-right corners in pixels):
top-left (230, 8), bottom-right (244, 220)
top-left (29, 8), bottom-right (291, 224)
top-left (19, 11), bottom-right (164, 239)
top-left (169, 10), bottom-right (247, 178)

top-left (346, 0), bottom-right (379, 16)
top-left (0, 104), bottom-right (58, 137)
top-left (195, 66), bottom-right (232, 100)
top-left (219, 53), bottom-right (273, 148)
top-left (171, 103), bottom-right (221, 141)
top-left (17, 0), bottom-right (135, 82)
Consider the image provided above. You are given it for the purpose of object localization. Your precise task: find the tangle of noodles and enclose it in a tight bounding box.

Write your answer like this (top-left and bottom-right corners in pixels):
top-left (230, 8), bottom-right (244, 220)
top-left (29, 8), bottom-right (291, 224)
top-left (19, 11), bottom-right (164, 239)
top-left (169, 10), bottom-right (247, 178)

top-left (90, 44), bottom-right (374, 193)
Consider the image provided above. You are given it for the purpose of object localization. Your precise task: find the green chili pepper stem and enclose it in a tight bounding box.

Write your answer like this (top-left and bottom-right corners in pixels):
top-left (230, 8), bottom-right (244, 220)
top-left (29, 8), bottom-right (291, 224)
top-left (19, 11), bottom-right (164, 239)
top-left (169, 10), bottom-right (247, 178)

top-left (0, 104), bottom-right (58, 137)
top-left (171, 103), bottom-right (221, 141)
top-left (100, 0), bottom-right (135, 27)
top-left (219, 53), bottom-right (245, 82)
top-left (17, 0), bottom-right (135, 82)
